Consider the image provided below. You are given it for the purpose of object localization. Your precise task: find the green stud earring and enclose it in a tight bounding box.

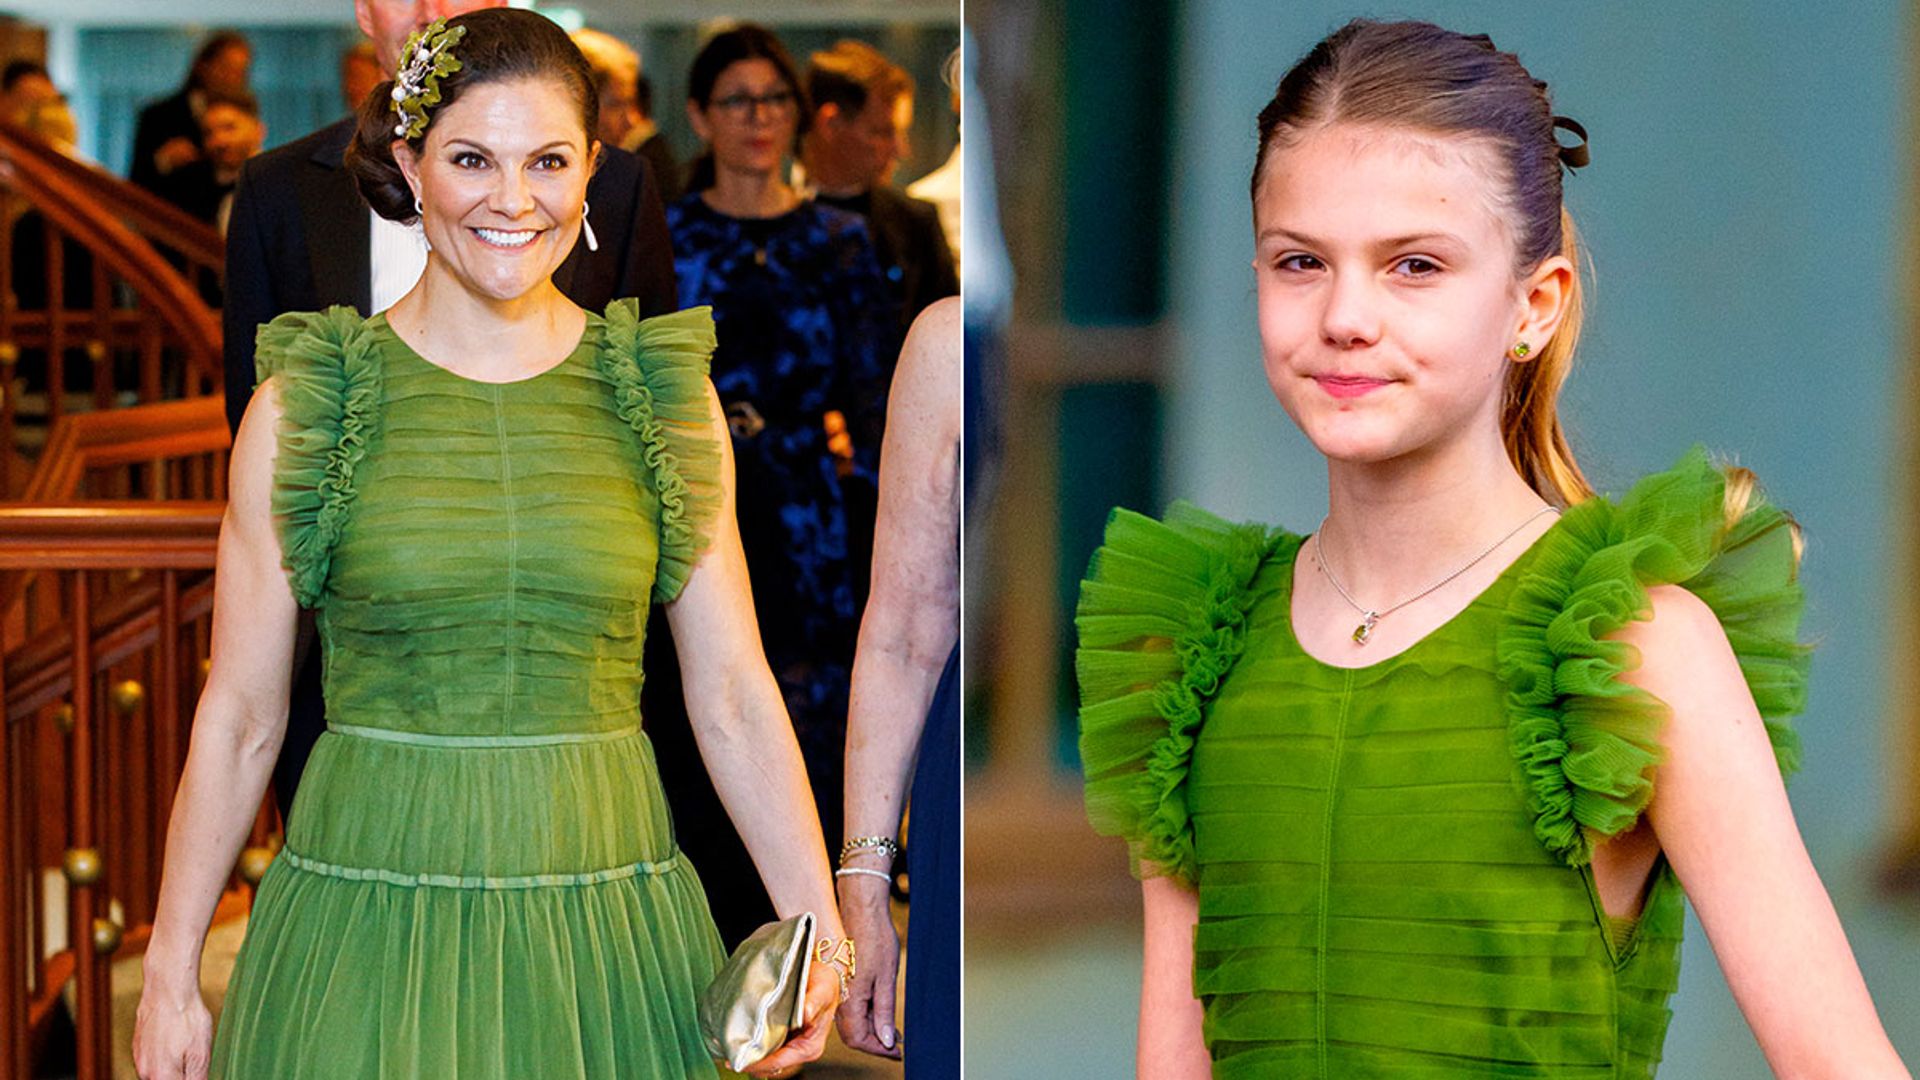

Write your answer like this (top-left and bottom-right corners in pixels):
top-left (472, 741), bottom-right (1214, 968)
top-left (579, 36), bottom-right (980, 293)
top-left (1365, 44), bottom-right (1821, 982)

top-left (1511, 341), bottom-right (1532, 359)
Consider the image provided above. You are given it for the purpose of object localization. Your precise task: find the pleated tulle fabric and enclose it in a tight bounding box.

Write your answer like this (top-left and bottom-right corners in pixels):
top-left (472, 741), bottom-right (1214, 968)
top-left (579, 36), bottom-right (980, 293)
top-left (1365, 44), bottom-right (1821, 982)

top-left (1076, 450), bottom-right (1808, 1078)
top-left (211, 302), bottom-right (729, 1078)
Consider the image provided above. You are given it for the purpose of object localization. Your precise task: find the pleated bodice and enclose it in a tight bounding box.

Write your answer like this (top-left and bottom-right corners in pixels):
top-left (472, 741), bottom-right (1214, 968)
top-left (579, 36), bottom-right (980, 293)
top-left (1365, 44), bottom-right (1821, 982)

top-left (247, 301), bottom-right (724, 884)
top-left (320, 314), bottom-right (661, 739)
top-left (1077, 451), bottom-right (1810, 1079)
top-left (1188, 536), bottom-right (1681, 1077)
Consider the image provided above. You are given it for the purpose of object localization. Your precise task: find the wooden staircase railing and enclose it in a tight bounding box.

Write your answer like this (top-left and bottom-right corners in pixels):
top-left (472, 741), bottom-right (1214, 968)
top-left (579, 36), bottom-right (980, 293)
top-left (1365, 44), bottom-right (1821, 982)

top-left (0, 391), bottom-right (248, 1079)
top-left (0, 505), bottom-right (281, 1080)
top-left (0, 119), bottom-right (223, 279)
top-left (0, 119), bottom-right (224, 498)
top-left (3, 396), bottom-right (230, 656)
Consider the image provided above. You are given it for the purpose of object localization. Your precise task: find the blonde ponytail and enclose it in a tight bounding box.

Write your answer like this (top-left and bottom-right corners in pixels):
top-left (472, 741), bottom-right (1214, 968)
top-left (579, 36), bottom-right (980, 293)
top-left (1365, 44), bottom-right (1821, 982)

top-left (1718, 463), bottom-right (1807, 572)
top-left (1498, 214), bottom-right (1804, 566)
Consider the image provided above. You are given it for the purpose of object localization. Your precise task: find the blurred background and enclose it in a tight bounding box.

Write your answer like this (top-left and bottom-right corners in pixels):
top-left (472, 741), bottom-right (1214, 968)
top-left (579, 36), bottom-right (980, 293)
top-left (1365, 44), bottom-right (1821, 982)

top-left (965, 0), bottom-right (1920, 1075)
top-left (0, 0), bottom-right (957, 189)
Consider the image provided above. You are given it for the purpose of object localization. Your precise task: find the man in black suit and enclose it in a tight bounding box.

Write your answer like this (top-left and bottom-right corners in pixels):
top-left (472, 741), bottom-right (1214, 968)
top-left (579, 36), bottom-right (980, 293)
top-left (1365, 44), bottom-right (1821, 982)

top-left (224, 0), bottom-right (680, 820)
top-left (130, 31), bottom-right (251, 193)
top-left (800, 39), bottom-right (959, 338)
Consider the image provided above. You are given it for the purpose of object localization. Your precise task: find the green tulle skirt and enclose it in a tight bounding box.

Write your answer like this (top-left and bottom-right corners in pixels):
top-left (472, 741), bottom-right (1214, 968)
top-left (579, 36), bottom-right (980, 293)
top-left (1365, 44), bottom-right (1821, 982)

top-left (207, 727), bottom-right (726, 1079)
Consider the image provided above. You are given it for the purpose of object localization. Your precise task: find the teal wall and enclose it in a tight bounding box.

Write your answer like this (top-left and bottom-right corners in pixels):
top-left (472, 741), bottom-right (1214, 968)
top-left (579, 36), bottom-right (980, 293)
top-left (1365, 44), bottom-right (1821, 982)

top-left (1162, 1), bottom-right (1917, 1074)
top-left (74, 26), bottom-right (363, 175)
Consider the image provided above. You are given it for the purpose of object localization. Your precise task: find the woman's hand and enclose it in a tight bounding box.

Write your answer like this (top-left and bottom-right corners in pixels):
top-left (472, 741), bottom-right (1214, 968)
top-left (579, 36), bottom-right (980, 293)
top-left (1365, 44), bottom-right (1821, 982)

top-left (834, 868), bottom-right (902, 1058)
top-left (134, 381), bottom-right (299, 1080)
top-left (132, 977), bottom-right (213, 1080)
top-left (742, 954), bottom-right (844, 1078)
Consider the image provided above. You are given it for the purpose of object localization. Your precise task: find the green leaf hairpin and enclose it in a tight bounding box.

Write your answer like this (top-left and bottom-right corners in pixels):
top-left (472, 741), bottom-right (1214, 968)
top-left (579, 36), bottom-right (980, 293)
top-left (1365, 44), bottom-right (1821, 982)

top-left (390, 19), bottom-right (467, 140)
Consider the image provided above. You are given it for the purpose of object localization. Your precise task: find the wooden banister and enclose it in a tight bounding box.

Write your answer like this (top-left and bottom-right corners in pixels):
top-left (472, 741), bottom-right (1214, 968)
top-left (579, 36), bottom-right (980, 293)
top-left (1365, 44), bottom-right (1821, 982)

top-left (0, 503), bottom-right (224, 564)
top-left (0, 121), bottom-right (226, 498)
top-left (21, 395), bottom-right (228, 501)
top-left (1, 400), bottom-right (229, 639)
top-left (0, 119), bottom-right (222, 275)
top-left (0, 129), bottom-right (220, 379)
top-left (0, 501), bottom-right (231, 1080)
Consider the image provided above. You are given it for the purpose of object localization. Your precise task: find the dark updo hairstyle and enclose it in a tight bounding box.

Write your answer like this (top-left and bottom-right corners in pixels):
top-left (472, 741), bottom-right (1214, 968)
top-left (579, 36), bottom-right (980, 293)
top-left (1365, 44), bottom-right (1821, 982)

top-left (682, 23), bottom-right (809, 193)
top-left (346, 8), bottom-right (600, 224)
top-left (1251, 20), bottom-right (1592, 506)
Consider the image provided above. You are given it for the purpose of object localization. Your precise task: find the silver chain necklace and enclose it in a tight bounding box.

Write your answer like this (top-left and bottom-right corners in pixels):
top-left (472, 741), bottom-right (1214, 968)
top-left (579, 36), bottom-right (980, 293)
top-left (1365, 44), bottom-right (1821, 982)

top-left (1311, 505), bottom-right (1559, 645)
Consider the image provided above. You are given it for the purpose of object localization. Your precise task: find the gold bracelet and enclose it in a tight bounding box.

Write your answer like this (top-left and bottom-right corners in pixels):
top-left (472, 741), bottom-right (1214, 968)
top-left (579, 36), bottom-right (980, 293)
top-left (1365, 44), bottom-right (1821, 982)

top-left (838, 836), bottom-right (900, 864)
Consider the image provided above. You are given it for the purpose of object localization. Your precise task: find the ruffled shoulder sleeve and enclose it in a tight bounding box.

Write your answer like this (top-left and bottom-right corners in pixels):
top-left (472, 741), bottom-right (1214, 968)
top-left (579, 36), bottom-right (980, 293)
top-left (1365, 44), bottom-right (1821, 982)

top-left (252, 307), bottom-right (381, 608)
top-left (1500, 446), bottom-right (1810, 866)
top-left (1076, 501), bottom-right (1283, 885)
top-left (596, 299), bottom-right (724, 603)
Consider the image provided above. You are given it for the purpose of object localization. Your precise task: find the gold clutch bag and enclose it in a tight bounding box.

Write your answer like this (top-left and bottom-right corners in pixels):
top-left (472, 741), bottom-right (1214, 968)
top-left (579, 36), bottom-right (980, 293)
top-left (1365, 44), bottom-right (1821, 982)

top-left (697, 911), bottom-right (817, 1071)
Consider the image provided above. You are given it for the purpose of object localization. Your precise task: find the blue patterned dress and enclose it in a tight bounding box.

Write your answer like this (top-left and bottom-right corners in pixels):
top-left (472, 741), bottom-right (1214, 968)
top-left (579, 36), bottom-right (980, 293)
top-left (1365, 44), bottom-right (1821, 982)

top-left (665, 193), bottom-right (890, 940)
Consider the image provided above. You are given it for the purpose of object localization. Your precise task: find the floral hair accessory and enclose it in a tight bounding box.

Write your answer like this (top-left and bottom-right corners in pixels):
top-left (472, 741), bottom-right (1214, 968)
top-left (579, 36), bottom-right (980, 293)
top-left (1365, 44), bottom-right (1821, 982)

top-left (390, 18), bottom-right (467, 140)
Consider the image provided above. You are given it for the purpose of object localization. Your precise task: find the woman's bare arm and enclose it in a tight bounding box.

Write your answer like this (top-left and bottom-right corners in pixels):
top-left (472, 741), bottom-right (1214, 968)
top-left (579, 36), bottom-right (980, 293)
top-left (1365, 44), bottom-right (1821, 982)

top-left (1623, 585), bottom-right (1909, 1079)
top-left (134, 378), bottom-right (300, 1078)
top-left (1140, 875), bottom-right (1212, 1079)
top-left (845, 296), bottom-right (962, 849)
top-left (664, 382), bottom-right (851, 1075)
top-left (665, 382), bottom-right (843, 939)
top-left (142, 377), bottom-right (299, 990)
top-left (836, 297), bottom-right (961, 1055)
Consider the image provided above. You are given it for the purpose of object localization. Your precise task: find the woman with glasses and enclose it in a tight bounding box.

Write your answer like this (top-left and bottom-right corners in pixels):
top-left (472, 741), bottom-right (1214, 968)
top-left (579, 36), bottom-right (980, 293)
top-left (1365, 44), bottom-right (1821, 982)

top-left (665, 23), bottom-right (891, 948)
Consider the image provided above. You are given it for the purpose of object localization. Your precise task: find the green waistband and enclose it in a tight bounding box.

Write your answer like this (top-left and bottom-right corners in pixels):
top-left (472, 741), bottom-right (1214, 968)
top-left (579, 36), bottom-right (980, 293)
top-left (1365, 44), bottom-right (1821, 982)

top-left (326, 722), bottom-right (640, 747)
top-left (275, 847), bottom-right (681, 890)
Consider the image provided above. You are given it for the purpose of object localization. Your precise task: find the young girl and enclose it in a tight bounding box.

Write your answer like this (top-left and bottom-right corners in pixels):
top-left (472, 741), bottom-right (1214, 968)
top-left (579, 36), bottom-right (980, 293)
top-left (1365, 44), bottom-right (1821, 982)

top-left (1077, 20), bottom-right (1910, 1079)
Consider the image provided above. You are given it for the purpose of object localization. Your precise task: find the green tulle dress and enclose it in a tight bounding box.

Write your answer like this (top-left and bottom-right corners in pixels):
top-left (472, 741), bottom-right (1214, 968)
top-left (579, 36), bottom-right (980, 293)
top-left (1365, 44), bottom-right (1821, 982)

top-left (1077, 451), bottom-right (1809, 1079)
top-left (208, 301), bottom-right (729, 1079)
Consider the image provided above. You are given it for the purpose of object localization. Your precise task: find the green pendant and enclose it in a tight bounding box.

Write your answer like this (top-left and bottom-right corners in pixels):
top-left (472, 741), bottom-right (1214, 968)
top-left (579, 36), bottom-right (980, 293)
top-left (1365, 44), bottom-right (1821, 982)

top-left (1352, 613), bottom-right (1378, 645)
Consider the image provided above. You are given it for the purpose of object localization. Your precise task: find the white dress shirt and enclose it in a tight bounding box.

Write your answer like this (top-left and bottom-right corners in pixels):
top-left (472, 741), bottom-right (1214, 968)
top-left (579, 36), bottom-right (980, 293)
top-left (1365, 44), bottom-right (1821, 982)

top-left (369, 207), bottom-right (429, 314)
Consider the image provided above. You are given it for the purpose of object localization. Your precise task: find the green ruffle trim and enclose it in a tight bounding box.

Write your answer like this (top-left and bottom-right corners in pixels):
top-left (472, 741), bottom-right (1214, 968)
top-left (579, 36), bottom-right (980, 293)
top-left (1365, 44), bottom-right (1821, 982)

top-left (1499, 446), bottom-right (1810, 867)
top-left (596, 300), bottom-right (723, 604)
top-left (1076, 502), bottom-right (1280, 885)
top-left (253, 307), bottom-right (382, 609)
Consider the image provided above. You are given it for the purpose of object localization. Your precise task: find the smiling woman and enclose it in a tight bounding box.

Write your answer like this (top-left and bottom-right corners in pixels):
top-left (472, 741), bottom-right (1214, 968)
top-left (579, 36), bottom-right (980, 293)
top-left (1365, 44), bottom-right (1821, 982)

top-left (345, 10), bottom-right (602, 336)
top-left (128, 9), bottom-right (852, 1080)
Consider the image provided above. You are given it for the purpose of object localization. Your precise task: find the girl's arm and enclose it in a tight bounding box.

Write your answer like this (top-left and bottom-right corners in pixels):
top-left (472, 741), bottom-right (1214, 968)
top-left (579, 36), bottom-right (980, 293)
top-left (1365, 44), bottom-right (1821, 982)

top-left (1623, 584), bottom-right (1909, 1079)
top-left (837, 298), bottom-right (962, 1057)
top-left (1140, 875), bottom-right (1212, 1079)
top-left (664, 384), bottom-right (846, 1075)
top-left (134, 378), bottom-right (300, 1079)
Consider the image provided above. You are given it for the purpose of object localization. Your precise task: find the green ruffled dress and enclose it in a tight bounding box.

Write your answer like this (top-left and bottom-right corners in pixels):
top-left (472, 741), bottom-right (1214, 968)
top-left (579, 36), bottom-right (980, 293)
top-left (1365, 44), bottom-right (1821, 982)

top-left (208, 301), bottom-right (729, 1079)
top-left (1077, 451), bottom-right (1809, 1079)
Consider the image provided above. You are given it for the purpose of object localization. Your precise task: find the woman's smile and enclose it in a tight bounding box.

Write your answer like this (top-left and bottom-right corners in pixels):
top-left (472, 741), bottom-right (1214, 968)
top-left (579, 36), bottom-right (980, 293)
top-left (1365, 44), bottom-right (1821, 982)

top-left (471, 225), bottom-right (545, 250)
